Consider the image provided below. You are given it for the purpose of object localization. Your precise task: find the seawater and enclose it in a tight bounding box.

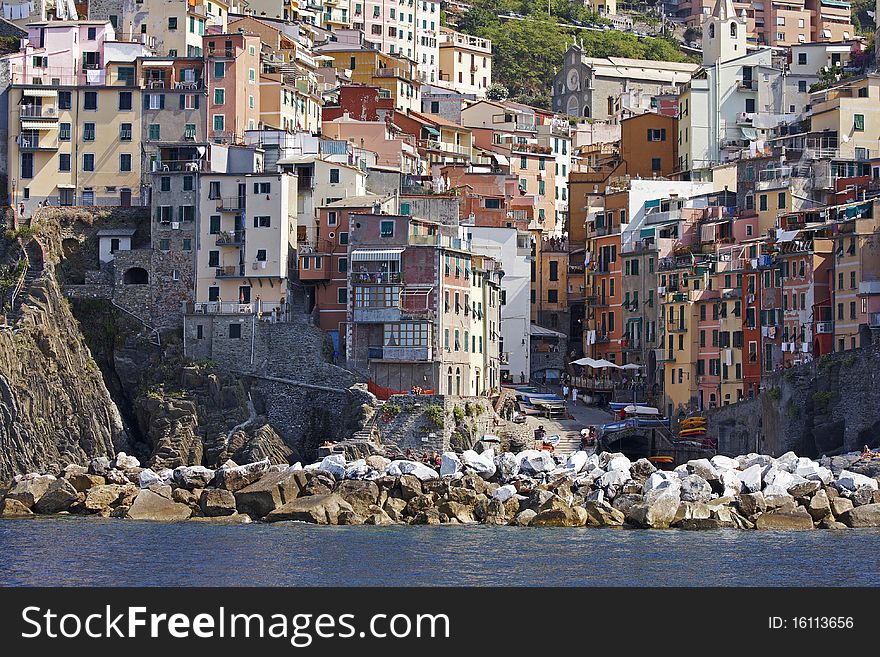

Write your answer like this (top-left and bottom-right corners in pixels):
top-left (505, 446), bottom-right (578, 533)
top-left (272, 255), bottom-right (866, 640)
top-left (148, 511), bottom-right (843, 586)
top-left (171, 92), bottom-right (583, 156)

top-left (1, 517), bottom-right (879, 586)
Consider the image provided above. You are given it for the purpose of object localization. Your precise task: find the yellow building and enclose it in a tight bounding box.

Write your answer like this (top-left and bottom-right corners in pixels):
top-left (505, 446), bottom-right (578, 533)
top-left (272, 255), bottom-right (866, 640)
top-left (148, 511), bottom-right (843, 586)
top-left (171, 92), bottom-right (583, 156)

top-left (810, 75), bottom-right (880, 161)
top-left (316, 43), bottom-right (421, 112)
top-left (9, 61), bottom-right (144, 215)
top-left (126, 0), bottom-right (230, 57)
top-left (195, 172), bottom-right (298, 307)
top-left (661, 272), bottom-right (699, 417)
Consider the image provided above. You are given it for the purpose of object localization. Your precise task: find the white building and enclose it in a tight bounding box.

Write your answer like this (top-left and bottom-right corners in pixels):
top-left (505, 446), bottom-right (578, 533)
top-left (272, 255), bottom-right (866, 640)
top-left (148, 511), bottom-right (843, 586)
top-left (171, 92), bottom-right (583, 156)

top-left (468, 226), bottom-right (533, 383)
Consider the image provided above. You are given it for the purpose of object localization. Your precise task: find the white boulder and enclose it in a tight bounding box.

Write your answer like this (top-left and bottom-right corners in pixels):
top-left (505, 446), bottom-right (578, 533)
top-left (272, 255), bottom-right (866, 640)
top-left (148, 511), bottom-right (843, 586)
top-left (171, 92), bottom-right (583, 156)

top-left (112, 452), bottom-right (140, 470)
top-left (836, 470), bottom-right (879, 492)
top-left (737, 453), bottom-right (772, 470)
top-left (495, 452), bottom-right (519, 478)
top-left (762, 483), bottom-right (791, 498)
top-left (710, 455), bottom-right (738, 471)
top-left (566, 451), bottom-right (589, 473)
top-left (517, 450), bottom-right (557, 475)
top-left (607, 455), bottom-right (632, 473)
top-left (794, 461), bottom-right (833, 484)
top-left (343, 460), bottom-right (369, 480)
top-left (386, 460), bottom-right (439, 481)
top-left (492, 485), bottom-right (518, 503)
top-left (720, 469), bottom-right (742, 496)
top-left (739, 464), bottom-right (763, 493)
top-left (644, 471), bottom-right (676, 494)
top-left (764, 468), bottom-right (795, 490)
top-left (774, 451), bottom-right (800, 472)
top-left (461, 450), bottom-right (496, 479)
top-left (137, 469), bottom-right (161, 489)
top-left (687, 458), bottom-right (720, 481)
top-left (317, 454), bottom-right (347, 479)
top-left (440, 452), bottom-right (463, 476)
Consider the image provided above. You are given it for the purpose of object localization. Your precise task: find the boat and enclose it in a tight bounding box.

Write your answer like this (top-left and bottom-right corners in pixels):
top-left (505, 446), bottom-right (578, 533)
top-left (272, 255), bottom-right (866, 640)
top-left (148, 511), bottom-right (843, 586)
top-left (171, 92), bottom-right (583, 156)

top-left (595, 411), bottom-right (715, 469)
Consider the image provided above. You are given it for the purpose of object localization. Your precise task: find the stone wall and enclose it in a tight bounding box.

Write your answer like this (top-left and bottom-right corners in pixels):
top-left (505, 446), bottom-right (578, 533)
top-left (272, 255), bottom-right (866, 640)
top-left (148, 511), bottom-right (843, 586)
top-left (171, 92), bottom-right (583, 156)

top-left (708, 343), bottom-right (880, 458)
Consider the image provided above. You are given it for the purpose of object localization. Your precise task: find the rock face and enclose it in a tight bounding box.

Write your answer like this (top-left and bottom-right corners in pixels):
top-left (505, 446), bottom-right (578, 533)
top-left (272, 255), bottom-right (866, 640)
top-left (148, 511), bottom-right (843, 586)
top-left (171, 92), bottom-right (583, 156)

top-left (0, 235), bottom-right (129, 481)
top-left (263, 494), bottom-right (354, 524)
top-left (126, 489), bottom-right (192, 521)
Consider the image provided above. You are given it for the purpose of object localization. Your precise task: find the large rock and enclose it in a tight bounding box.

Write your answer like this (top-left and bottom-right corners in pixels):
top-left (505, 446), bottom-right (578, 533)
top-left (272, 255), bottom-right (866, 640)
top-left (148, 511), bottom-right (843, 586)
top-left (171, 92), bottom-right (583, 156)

top-left (88, 457), bottom-right (112, 476)
top-left (65, 473), bottom-right (105, 493)
top-left (492, 484), bottom-right (518, 503)
top-left (738, 492), bottom-right (766, 517)
top-left (627, 493), bottom-right (680, 529)
top-left (807, 489), bottom-right (832, 521)
top-left (138, 469), bottom-right (162, 489)
top-left (437, 500), bottom-right (476, 524)
top-left (629, 458), bottom-right (656, 483)
top-left (461, 450), bottom-right (496, 479)
top-left (795, 461), bottom-right (833, 484)
top-left (830, 497), bottom-right (854, 517)
top-left (386, 460), bottom-right (439, 481)
top-left (710, 455), bottom-right (738, 471)
top-left (112, 452), bottom-right (140, 470)
top-left (719, 469), bottom-right (742, 497)
top-left (0, 498), bottom-right (33, 517)
top-left (335, 480), bottom-right (380, 516)
top-left (84, 484), bottom-right (136, 513)
top-left (739, 464), bottom-right (763, 493)
top-left (213, 460), bottom-right (270, 492)
top-left (318, 454), bottom-right (347, 480)
top-left (495, 452), bottom-right (519, 479)
top-left (606, 455), bottom-right (632, 473)
top-left (440, 452), bottom-right (462, 476)
top-left (234, 468), bottom-right (303, 518)
top-left (343, 460), bottom-right (370, 480)
top-left (788, 480), bottom-right (821, 498)
top-left (200, 489), bottom-right (237, 517)
top-left (755, 507), bottom-right (814, 530)
top-left (383, 497), bottom-right (407, 522)
top-left (264, 494), bottom-right (354, 524)
top-left (530, 506), bottom-right (584, 527)
top-left (395, 474), bottom-right (424, 501)
top-left (566, 451), bottom-right (589, 474)
top-left (679, 475), bottom-right (713, 503)
top-left (172, 466), bottom-right (215, 490)
top-left (838, 503), bottom-right (880, 528)
top-left (5, 475), bottom-right (56, 508)
top-left (365, 455), bottom-right (391, 472)
top-left (673, 501), bottom-right (712, 524)
top-left (687, 459), bottom-right (719, 481)
top-left (126, 489), bottom-right (192, 521)
top-left (583, 500), bottom-right (625, 527)
top-left (517, 450), bottom-right (557, 475)
top-left (836, 470), bottom-right (879, 493)
top-left (33, 478), bottom-right (79, 514)
top-left (514, 509), bottom-right (537, 526)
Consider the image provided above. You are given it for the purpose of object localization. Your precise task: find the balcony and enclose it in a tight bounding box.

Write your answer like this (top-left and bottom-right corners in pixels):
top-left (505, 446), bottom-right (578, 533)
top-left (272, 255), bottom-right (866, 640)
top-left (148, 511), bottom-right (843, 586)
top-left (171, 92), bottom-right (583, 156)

top-left (215, 265), bottom-right (245, 278)
top-left (815, 322), bottom-right (834, 334)
top-left (512, 142), bottom-right (552, 155)
top-left (20, 105), bottom-right (58, 119)
top-left (216, 197), bottom-right (245, 212)
top-left (18, 135), bottom-right (57, 151)
top-left (418, 139), bottom-right (470, 156)
top-left (516, 121), bottom-right (537, 132)
top-left (737, 79), bottom-right (758, 91)
top-left (188, 301), bottom-right (289, 322)
top-left (215, 230), bottom-right (244, 246)
top-left (207, 47), bottom-right (235, 58)
top-left (351, 271), bottom-right (402, 285)
top-left (869, 313), bottom-right (880, 329)
top-left (368, 345), bottom-right (431, 361)
top-left (152, 159), bottom-right (205, 172)
top-left (375, 67), bottom-right (409, 80)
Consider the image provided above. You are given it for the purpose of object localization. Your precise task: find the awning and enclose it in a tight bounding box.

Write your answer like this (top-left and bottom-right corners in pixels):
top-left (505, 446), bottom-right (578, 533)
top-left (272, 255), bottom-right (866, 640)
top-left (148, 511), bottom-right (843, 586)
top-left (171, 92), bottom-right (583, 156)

top-left (57, 183), bottom-right (75, 188)
top-left (351, 248), bottom-right (404, 262)
top-left (141, 60), bottom-right (175, 67)
top-left (22, 89), bottom-right (57, 97)
top-left (741, 126), bottom-right (758, 141)
top-left (529, 324), bottom-right (566, 339)
top-left (423, 126), bottom-right (440, 137)
top-left (822, 29), bottom-right (832, 38)
top-left (22, 121), bottom-right (58, 130)
top-left (776, 229), bottom-right (801, 242)
top-left (641, 221), bottom-right (677, 238)
top-left (487, 151), bottom-right (509, 166)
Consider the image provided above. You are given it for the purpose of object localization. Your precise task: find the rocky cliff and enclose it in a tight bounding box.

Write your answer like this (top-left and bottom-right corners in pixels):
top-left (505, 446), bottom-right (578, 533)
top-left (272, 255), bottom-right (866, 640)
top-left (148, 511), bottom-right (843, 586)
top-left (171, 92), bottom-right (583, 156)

top-left (0, 221), bottom-right (130, 481)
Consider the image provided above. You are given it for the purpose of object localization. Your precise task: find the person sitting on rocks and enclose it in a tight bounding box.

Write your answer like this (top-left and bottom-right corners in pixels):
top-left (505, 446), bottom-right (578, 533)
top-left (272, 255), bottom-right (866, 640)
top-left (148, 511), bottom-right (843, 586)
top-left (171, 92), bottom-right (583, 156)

top-left (406, 448), bottom-right (415, 460)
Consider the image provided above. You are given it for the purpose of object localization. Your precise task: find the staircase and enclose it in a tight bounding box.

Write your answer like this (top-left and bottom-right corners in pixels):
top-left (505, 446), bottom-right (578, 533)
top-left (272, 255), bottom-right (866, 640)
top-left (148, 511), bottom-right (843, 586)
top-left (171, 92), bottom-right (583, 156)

top-left (5, 238), bottom-right (44, 325)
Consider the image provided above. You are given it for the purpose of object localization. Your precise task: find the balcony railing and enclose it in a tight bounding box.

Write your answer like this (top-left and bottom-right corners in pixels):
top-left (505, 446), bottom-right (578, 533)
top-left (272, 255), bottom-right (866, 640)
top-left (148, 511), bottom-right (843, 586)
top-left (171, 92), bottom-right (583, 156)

top-left (152, 159), bottom-right (205, 172)
top-left (351, 271), bottom-right (402, 284)
top-left (188, 301), bottom-right (289, 322)
top-left (20, 106), bottom-right (57, 118)
top-left (376, 67), bottom-right (408, 79)
top-left (215, 265), bottom-right (245, 277)
top-left (216, 230), bottom-right (244, 246)
top-left (368, 345), bottom-right (432, 361)
top-left (216, 197), bottom-right (246, 211)
top-left (18, 135), bottom-right (57, 151)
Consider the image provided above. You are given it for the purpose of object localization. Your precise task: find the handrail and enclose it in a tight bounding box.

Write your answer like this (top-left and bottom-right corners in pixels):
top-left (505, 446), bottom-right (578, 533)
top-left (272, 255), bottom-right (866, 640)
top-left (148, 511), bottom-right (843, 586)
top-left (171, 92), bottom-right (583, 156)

top-left (110, 299), bottom-right (161, 346)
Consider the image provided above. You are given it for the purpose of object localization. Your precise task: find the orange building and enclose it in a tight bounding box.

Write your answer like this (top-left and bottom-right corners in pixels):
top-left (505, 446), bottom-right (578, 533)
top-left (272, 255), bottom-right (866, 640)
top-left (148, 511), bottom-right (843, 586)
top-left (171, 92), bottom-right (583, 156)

top-left (620, 112), bottom-right (678, 179)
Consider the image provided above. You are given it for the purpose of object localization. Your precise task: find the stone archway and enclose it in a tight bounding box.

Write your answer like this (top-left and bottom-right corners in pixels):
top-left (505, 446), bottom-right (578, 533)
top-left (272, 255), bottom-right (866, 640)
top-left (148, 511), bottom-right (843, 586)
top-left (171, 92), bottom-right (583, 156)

top-left (123, 267), bottom-right (149, 285)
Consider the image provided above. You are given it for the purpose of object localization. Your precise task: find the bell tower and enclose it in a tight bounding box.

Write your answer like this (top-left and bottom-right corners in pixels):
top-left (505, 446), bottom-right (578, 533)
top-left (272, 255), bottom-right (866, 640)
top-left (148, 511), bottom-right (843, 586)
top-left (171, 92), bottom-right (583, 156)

top-left (702, 0), bottom-right (748, 65)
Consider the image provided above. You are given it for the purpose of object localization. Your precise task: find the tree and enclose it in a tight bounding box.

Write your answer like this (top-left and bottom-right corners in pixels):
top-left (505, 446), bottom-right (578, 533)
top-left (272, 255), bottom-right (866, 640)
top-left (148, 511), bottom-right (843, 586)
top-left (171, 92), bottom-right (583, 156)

top-left (486, 83), bottom-right (510, 101)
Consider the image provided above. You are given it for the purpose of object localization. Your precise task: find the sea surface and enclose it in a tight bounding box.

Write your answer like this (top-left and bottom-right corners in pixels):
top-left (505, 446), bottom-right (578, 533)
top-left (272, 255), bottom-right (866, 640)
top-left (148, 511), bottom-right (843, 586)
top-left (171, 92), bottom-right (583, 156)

top-left (1, 517), bottom-right (879, 587)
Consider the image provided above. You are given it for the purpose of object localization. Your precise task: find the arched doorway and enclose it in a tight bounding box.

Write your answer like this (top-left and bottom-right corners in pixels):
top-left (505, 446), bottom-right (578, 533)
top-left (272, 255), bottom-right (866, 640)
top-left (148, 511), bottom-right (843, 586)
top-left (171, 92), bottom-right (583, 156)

top-left (123, 267), bottom-right (149, 284)
top-left (447, 367), bottom-right (453, 395)
top-left (455, 368), bottom-right (461, 396)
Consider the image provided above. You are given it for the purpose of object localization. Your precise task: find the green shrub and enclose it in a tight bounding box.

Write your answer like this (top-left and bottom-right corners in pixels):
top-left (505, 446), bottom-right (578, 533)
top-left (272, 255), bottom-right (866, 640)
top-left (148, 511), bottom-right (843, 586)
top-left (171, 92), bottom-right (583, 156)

top-left (788, 404), bottom-right (801, 419)
top-left (768, 387), bottom-right (782, 401)
top-left (452, 405), bottom-right (465, 423)
top-left (843, 355), bottom-right (857, 367)
top-left (381, 402), bottom-right (401, 417)
top-left (812, 391), bottom-right (837, 412)
top-left (424, 404), bottom-right (445, 429)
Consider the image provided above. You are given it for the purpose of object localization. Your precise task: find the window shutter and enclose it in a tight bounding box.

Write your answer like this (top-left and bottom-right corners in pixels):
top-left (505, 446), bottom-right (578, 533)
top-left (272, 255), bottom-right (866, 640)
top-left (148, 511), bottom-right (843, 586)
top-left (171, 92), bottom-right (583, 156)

top-left (159, 94), bottom-right (165, 109)
top-left (143, 94), bottom-right (149, 109)
top-left (253, 183), bottom-right (259, 193)
top-left (179, 94), bottom-right (185, 110)
top-left (194, 94), bottom-right (200, 109)
top-left (253, 217), bottom-right (258, 228)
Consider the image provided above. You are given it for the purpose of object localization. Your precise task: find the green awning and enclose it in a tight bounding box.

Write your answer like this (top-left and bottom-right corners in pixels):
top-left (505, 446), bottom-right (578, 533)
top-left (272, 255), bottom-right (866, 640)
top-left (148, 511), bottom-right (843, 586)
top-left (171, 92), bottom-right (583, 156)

top-left (640, 227), bottom-right (656, 238)
top-left (424, 126), bottom-right (440, 137)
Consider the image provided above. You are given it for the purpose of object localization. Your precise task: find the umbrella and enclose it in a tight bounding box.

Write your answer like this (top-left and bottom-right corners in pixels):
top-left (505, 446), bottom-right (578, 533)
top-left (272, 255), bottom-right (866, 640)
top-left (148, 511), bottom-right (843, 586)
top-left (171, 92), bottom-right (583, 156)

top-left (591, 359), bottom-right (618, 369)
top-left (619, 363), bottom-right (642, 370)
